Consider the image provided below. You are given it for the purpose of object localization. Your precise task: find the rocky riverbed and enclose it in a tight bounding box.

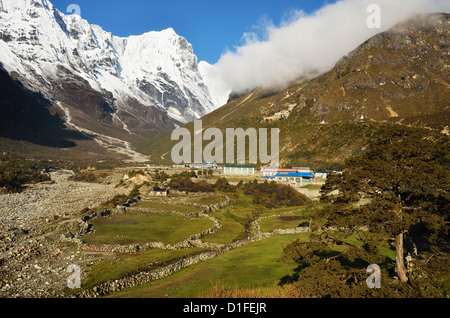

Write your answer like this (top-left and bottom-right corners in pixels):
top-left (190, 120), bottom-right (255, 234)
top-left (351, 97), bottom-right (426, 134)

top-left (0, 170), bottom-right (126, 298)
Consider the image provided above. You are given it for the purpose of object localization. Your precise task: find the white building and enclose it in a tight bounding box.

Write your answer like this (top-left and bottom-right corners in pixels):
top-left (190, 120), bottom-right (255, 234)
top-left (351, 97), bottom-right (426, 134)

top-left (260, 168), bottom-right (280, 178)
top-left (292, 167), bottom-right (311, 173)
top-left (223, 164), bottom-right (255, 175)
top-left (314, 172), bottom-right (328, 179)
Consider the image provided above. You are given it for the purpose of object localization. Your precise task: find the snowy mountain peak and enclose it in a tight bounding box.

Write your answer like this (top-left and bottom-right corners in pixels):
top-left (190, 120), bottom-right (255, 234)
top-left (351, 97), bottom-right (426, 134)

top-left (0, 0), bottom-right (221, 135)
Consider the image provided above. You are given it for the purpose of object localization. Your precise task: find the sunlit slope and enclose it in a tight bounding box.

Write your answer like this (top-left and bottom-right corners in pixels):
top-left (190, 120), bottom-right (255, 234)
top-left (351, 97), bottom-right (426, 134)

top-left (136, 13), bottom-right (450, 168)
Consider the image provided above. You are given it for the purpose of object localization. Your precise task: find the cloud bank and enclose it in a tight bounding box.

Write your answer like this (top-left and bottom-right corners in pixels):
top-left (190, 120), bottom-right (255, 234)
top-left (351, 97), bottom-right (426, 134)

top-left (205, 0), bottom-right (449, 106)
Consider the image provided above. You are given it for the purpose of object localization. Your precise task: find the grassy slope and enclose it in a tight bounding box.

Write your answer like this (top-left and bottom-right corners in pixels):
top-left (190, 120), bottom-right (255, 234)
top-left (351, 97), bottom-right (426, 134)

top-left (105, 230), bottom-right (396, 298)
top-left (83, 212), bottom-right (216, 246)
top-left (72, 184), bottom-right (398, 298)
top-left (107, 232), bottom-right (311, 298)
top-left (83, 247), bottom-right (206, 290)
top-left (76, 189), bottom-right (318, 295)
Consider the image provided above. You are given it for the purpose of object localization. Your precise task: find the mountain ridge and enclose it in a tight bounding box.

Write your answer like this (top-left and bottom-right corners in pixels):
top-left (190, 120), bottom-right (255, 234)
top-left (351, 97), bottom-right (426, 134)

top-left (0, 0), bottom-right (221, 158)
top-left (137, 12), bottom-right (450, 168)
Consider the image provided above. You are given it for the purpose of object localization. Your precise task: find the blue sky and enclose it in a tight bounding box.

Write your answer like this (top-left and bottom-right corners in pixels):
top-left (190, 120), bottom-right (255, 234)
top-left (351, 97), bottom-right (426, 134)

top-left (51, 0), bottom-right (336, 64)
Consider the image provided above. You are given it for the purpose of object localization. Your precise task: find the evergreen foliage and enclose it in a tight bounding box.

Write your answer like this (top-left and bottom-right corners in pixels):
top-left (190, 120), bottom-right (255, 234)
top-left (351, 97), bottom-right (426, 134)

top-left (0, 155), bottom-right (53, 193)
top-left (280, 125), bottom-right (449, 297)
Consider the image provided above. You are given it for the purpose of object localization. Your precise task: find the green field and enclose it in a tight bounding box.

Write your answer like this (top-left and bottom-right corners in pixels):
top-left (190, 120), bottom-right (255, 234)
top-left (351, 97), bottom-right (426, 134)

top-left (83, 247), bottom-right (206, 290)
top-left (107, 233), bottom-right (312, 298)
top-left (77, 191), bottom-right (326, 297)
top-left (259, 215), bottom-right (308, 232)
top-left (72, 189), bottom-right (405, 299)
top-left (201, 195), bottom-right (315, 244)
top-left (83, 212), bottom-right (215, 245)
top-left (201, 216), bottom-right (246, 244)
top-left (176, 194), bottom-right (229, 206)
top-left (259, 204), bottom-right (323, 233)
top-left (137, 201), bottom-right (203, 214)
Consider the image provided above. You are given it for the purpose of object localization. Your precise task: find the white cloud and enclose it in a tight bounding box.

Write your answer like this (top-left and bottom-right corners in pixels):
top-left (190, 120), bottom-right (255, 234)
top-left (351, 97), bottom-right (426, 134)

top-left (198, 61), bottom-right (232, 107)
top-left (208, 0), bottom-right (450, 99)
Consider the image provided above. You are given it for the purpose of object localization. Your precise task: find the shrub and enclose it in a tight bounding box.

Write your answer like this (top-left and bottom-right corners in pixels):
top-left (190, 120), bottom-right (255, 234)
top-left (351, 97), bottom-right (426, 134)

top-left (243, 180), bottom-right (309, 207)
top-left (0, 157), bottom-right (52, 193)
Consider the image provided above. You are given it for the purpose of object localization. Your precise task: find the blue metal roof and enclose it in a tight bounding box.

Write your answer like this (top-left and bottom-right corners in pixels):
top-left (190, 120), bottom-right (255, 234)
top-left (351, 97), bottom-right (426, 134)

top-left (275, 172), bottom-right (314, 178)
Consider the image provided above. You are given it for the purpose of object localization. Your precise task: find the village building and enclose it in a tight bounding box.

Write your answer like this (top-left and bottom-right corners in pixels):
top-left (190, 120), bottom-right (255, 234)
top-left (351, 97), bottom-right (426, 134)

top-left (173, 164), bottom-right (188, 168)
top-left (261, 167), bottom-right (311, 178)
top-left (274, 172), bottom-right (314, 188)
top-left (260, 168), bottom-right (280, 178)
top-left (292, 167), bottom-right (312, 173)
top-left (314, 171), bottom-right (328, 179)
top-left (261, 168), bottom-right (297, 179)
top-left (223, 164), bottom-right (255, 175)
top-left (150, 187), bottom-right (169, 196)
top-left (189, 162), bottom-right (218, 170)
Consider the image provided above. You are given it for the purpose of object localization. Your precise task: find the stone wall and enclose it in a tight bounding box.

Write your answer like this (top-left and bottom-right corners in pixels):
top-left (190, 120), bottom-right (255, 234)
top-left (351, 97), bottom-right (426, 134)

top-left (75, 220), bottom-right (318, 298)
top-left (75, 196), bottom-right (231, 253)
top-left (72, 195), bottom-right (325, 298)
top-left (77, 230), bottom-right (277, 298)
top-left (78, 250), bottom-right (222, 298)
top-left (140, 194), bottom-right (230, 208)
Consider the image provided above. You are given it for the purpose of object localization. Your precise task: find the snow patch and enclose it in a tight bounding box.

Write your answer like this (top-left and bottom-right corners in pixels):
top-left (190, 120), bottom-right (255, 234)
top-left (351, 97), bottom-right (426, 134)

top-left (0, 0), bottom-right (219, 128)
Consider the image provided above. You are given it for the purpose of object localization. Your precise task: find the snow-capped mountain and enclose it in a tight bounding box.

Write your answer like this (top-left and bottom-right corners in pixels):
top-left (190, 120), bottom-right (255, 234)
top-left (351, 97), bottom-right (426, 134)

top-left (0, 0), bottom-right (221, 144)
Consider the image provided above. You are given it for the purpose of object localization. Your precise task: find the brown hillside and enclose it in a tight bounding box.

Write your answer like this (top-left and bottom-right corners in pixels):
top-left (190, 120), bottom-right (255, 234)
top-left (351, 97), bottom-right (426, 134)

top-left (137, 13), bottom-right (450, 169)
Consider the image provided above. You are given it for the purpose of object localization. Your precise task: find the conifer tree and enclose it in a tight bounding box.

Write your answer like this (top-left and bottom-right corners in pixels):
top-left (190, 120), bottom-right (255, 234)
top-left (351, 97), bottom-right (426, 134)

top-left (319, 125), bottom-right (449, 283)
top-left (281, 125), bottom-right (449, 297)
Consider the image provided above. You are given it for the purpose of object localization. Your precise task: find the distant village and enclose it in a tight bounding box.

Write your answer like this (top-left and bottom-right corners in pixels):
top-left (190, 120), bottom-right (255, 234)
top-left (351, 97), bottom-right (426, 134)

top-left (168, 162), bottom-right (340, 189)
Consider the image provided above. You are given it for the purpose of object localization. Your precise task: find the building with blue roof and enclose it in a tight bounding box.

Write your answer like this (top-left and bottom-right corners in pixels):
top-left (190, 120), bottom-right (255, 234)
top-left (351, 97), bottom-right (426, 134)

top-left (274, 172), bottom-right (314, 187)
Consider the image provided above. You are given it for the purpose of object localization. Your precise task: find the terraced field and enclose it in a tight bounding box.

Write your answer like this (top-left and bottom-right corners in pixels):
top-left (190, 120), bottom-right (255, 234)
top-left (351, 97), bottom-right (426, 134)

top-left (72, 191), bottom-right (323, 298)
top-left (108, 232), bottom-right (313, 298)
top-left (83, 212), bottom-right (216, 246)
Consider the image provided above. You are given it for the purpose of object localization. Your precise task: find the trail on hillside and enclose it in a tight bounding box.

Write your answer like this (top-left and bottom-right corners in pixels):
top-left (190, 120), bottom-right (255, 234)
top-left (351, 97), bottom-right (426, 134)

top-left (57, 103), bottom-right (150, 163)
top-left (216, 91), bottom-right (256, 124)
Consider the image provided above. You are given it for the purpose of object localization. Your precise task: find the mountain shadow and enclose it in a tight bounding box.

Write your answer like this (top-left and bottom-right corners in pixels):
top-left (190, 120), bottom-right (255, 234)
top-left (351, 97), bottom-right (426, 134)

top-left (0, 66), bottom-right (93, 148)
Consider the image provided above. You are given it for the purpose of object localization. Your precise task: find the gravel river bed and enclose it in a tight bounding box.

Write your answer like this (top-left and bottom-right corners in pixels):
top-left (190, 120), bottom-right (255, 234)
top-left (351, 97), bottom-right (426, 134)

top-left (0, 170), bottom-right (125, 298)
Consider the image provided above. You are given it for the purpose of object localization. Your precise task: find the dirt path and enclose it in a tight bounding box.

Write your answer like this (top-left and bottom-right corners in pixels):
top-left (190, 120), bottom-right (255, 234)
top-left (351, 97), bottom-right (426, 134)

top-left (57, 103), bottom-right (150, 163)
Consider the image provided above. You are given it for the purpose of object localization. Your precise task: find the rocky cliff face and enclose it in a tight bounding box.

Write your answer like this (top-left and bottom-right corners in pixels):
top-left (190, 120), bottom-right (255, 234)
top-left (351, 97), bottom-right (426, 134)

top-left (0, 0), bottom-right (218, 147)
top-left (300, 12), bottom-right (450, 127)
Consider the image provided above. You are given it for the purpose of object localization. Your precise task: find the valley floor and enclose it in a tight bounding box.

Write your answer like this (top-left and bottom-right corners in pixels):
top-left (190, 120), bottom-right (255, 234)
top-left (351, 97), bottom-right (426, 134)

top-left (0, 169), bottom-right (127, 297)
top-left (0, 166), bottom-right (324, 298)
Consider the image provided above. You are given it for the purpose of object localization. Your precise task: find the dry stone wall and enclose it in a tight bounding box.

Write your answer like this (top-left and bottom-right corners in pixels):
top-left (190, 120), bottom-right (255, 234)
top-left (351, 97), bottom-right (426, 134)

top-left (72, 195), bottom-right (332, 298)
top-left (78, 250), bottom-right (221, 298)
top-left (75, 196), bottom-right (230, 253)
top-left (77, 230), bottom-right (277, 298)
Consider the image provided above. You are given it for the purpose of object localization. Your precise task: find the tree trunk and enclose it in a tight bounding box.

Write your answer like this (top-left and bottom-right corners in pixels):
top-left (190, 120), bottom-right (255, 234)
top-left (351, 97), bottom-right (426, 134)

top-left (394, 232), bottom-right (408, 283)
